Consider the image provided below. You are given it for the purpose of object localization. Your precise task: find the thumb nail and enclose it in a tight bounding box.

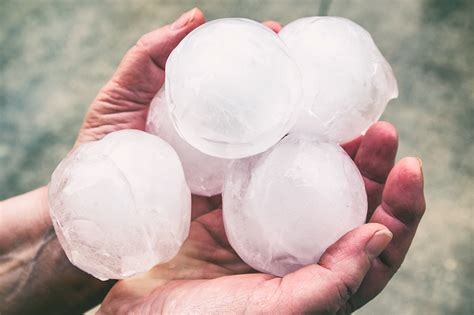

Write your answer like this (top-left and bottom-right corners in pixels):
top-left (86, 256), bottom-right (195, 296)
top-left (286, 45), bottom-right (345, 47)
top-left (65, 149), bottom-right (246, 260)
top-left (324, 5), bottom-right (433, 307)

top-left (417, 157), bottom-right (424, 179)
top-left (416, 157), bottom-right (423, 168)
top-left (365, 229), bottom-right (392, 260)
top-left (171, 8), bottom-right (197, 30)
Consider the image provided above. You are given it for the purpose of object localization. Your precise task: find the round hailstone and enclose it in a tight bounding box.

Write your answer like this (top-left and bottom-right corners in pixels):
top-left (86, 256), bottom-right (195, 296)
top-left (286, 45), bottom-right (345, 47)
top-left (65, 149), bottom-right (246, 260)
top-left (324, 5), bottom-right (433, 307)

top-left (165, 18), bottom-right (303, 159)
top-left (147, 88), bottom-right (232, 197)
top-left (48, 130), bottom-right (191, 280)
top-left (223, 136), bottom-right (367, 277)
top-left (280, 16), bottom-right (398, 143)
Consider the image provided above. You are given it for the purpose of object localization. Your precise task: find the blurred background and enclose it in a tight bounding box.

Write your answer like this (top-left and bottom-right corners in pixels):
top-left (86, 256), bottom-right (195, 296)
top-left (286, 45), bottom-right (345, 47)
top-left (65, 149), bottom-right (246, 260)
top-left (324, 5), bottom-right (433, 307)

top-left (0, 0), bottom-right (472, 314)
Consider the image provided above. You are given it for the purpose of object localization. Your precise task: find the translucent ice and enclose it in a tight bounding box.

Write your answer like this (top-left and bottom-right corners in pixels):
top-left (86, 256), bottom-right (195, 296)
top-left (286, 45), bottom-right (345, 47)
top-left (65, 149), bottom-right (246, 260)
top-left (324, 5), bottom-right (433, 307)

top-left (280, 17), bottom-right (398, 143)
top-left (48, 130), bottom-right (191, 280)
top-left (223, 136), bottom-right (367, 277)
top-left (165, 18), bottom-right (303, 159)
top-left (147, 88), bottom-right (232, 196)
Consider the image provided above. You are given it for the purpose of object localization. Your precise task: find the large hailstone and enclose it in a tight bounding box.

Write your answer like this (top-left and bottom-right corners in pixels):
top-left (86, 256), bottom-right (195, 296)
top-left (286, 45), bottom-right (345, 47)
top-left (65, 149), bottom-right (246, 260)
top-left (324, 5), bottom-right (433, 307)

top-left (165, 18), bottom-right (303, 159)
top-left (223, 136), bottom-right (367, 277)
top-left (48, 130), bottom-right (191, 280)
top-left (280, 17), bottom-right (398, 143)
top-left (147, 88), bottom-right (232, 197)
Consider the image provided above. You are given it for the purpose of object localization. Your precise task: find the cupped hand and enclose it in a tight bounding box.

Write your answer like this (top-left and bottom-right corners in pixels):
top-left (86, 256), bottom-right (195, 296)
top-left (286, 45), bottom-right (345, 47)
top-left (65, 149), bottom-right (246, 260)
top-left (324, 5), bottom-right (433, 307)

top-left (97, 122), bottom-right (424, 314)
top-left (75, 8), bottom-right (426, 315)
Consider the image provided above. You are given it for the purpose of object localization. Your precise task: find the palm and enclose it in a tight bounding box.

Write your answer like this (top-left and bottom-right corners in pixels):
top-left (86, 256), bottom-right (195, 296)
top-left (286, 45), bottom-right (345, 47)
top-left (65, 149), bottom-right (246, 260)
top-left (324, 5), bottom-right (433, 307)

top-left (97, 121), bottom-right (424, 314)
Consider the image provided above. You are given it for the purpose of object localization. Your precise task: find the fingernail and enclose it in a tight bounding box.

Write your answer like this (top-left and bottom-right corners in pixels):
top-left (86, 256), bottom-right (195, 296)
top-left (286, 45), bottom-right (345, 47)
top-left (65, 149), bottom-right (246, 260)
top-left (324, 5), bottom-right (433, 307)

top-left (366, 229), bottom-right (393, 260)
top-left (416, 157), bottom-right (424, 179)
top-left (171, 8), bottom-right (197, 30)
top-left (416, 157), bottom-right (423, 168)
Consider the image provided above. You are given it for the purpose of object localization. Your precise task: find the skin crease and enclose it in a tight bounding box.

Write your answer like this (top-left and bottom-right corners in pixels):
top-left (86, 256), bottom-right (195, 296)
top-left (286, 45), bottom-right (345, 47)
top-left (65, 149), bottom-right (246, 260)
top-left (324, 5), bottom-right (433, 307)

top-left (0, 8), bottom-right (425, 315)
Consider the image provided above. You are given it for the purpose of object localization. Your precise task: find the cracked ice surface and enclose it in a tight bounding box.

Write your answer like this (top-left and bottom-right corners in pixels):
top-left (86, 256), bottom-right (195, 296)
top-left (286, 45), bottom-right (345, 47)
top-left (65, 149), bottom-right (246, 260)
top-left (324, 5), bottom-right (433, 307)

top-left (165, 18), bottom-right (303, 159)
top-left (223, 136), bottom-right (367, 277)
top-left (147, 88), bottom-right (232, 197)
top-left (48, 130), bottom-right (191, 280)
top-left (280, 17), bottom-right (398, 143)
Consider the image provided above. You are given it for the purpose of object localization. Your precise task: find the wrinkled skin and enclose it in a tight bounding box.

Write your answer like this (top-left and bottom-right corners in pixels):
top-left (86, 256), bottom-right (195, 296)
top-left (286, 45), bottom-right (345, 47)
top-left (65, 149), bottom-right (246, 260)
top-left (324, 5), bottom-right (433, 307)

top-left (73, 8), bottom-right (425, 314)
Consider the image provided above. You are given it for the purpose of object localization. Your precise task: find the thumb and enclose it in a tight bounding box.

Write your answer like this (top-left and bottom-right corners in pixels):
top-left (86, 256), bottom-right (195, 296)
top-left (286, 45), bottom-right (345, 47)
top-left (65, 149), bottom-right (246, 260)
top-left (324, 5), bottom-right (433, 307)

top-left (105, 8), bottom-right (206, 102)
top-left (281, 223), bottom-right (392, 313)
top-left (78, 8), bottom-right (205, 144)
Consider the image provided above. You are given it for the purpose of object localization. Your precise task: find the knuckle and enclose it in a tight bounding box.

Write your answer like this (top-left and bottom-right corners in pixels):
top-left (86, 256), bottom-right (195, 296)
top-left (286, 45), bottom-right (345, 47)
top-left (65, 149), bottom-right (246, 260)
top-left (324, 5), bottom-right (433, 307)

top-left (328, 269), bottom-right (361, 310)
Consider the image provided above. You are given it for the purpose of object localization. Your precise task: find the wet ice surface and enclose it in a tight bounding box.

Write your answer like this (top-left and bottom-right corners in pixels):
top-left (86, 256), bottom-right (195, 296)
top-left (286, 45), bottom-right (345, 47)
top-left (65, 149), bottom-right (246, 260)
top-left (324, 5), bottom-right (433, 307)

top-left (280, 17), bottom-right (398, 143)
top-left (223, 136), bottom-right (367, 277)
top-left (147, 88), bottom-right (232, 197)
top-left (48, 130), bottom-right (191, 280)
top-left (165, 18), bottom-right (303, 159)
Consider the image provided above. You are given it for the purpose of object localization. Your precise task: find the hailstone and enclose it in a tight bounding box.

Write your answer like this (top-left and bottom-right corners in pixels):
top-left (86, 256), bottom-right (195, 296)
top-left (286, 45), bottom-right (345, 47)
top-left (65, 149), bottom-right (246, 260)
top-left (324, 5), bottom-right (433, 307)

top-left (48, 130), bottom-right (191, 280)
top-left (223, 136), bottom-right (367, 277)
top-left (147, 88), bottom-right (232, 196)
top-left (165, 18), bottom-right (303, 159)
top-left (280, 16), bottom-right (398, 143)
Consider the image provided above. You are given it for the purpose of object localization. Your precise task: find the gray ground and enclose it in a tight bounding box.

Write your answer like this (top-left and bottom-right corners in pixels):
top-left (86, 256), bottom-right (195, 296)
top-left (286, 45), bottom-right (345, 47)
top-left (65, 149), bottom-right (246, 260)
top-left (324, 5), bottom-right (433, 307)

top-left (0, 0), bottom-right (472, 314)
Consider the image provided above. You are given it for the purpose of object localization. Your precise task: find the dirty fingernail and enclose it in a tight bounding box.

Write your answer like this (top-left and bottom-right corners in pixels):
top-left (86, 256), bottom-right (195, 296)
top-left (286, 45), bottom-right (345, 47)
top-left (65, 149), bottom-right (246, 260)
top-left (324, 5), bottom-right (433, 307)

top-left (366, 229), bottom-right (393, 260)
top-left (171, 8), bottom-right (197, 30)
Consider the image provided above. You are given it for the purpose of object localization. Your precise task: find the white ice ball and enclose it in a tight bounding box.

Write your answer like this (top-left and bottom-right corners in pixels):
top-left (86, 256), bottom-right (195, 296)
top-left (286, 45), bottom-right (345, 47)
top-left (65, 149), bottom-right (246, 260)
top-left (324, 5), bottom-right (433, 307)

top-left (223, 136), bottom-right (367, 277)
top-left (48, 130), bottom-right (191, 280)
top-left (280, 17), bottom-right (398, 143)
top-left (166, 18), bottom-right (303, 159)
top-left (147, 88), bottom-right (232, 197)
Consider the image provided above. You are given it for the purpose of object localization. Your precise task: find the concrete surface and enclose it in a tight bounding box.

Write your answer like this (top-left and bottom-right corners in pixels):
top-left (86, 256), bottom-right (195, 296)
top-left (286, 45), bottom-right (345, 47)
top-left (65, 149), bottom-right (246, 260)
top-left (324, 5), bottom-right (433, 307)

top-left (0, 0), bottom-right (472, 314)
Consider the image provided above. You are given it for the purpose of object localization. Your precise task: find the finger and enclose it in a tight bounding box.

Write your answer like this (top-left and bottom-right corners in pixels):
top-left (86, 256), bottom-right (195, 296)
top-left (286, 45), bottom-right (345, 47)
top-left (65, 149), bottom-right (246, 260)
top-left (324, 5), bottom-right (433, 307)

top-left (78, 9), bottom-right (205, 144)
top-left (191, 193), bottom-right (222, 220)
top-left (209, 194), bottom-right (222, 209)
top-left (106, 8), bottom-right (205, 101)
top-left (355, 121), bottom-right (398, 215)
top-left (280, 223), bottom-right (392, 313)
top-left (341, 135), bottom-right (363, 160)
top-left (193, 209), bottom-right (232, 249)
top-left (191, 195), bottom-right (214, 220)
top-left (138, 8), bottom-right (205, 69)
top-left (347, 157), bottom-right (425, 311)
top-left (262, 20), bottom-right (282, 33)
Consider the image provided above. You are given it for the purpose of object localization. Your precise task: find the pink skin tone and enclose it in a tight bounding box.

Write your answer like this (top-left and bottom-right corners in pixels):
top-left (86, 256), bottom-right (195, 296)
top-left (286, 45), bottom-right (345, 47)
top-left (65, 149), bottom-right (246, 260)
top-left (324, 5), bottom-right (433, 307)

top-left (0, 8), bottom-right (425, 314)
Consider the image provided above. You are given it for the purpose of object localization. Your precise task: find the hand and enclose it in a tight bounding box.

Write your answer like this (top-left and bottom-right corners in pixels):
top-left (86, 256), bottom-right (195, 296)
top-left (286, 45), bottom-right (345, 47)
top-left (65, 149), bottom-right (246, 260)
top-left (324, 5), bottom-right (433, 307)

top-left (83, 8), bottom-right (426, 314)
top-left (96, 121), bottom-right (424, 314)
top-left (0, 8), bottom-right (207, 315)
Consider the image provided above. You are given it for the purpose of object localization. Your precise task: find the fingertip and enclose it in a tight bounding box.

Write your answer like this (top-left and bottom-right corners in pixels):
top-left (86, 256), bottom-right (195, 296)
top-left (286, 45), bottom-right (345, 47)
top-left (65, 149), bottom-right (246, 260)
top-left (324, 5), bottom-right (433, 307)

top-left (365, 228), bottom-right (393, 261)
top-left (392, 157), bottom-right (424, 190)
top-left (170, 8), bottom-right (206, 31)
top-left (320, 223), bottom-right (388, 267)
top-left (360, 121), bottom-right (398, 158)
top-left (137, 8), bottom-right (206, 69)
top-left (189, 7), bottom-right (206, 28)
top-left (262, 20), bottom-right (283, 33)
top-left (383, 157), bottom-right (426, 225)
top-left (355, 121), bottom-right (398, 184)
top-left (367, 121), bottom-right (398, 140)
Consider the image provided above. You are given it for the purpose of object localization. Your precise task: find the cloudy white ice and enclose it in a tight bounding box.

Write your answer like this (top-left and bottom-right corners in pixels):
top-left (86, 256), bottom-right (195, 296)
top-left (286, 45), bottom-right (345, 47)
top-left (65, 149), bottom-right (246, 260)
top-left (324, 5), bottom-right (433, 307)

top-left (165, 18), bottom-right (303, 159)
top-left (280, 17), bottom-right (398, 143)
top-left (48, 130), bottom-right (191, 280)
top-left (147, 88), bottom-right (232, 197)
top-left (48, 16), bottom-right (396, 280)
top-left (223, 136), bottom-right (367, 277)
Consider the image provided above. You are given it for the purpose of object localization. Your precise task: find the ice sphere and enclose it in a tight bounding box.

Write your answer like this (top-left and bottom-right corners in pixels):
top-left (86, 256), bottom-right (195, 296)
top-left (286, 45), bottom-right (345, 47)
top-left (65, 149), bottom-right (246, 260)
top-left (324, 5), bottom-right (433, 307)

top-left (165, 18), bottom-right (303, 159)
top-left (223, 136), bottom-right (367, 277)
top-left (147, 88), bottom-right (232, 197)
top-left (48, 130), bottom-right (191, 280)
top-left (280, 17), bottom-right (398, 143)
